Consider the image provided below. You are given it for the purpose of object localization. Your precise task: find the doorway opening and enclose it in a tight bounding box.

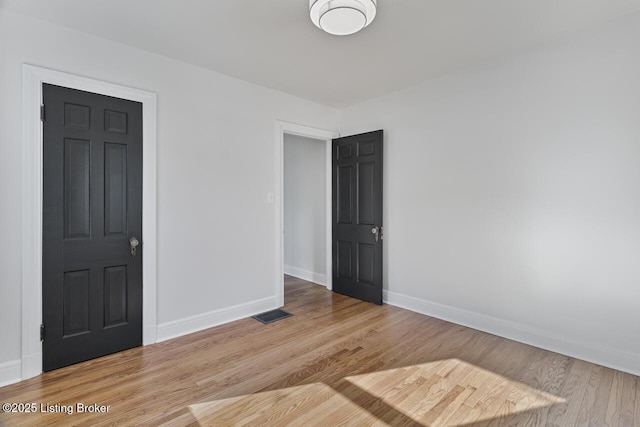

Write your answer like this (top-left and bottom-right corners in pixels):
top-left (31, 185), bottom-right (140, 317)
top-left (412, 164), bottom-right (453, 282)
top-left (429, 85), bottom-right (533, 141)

top-left (276, 125), bottom-right (384, 308)
top-left (283, 134), bottom-right (328, 303)
top-left (274, 121), bottom-right (337, 307)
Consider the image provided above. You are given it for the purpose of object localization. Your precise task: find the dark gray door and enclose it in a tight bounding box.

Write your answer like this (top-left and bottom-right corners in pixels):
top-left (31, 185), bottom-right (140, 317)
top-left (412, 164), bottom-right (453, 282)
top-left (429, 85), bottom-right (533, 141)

top-left (42, 84), bottom-right (143, 371)
top-left (332, 130), bottom-right (383, 304)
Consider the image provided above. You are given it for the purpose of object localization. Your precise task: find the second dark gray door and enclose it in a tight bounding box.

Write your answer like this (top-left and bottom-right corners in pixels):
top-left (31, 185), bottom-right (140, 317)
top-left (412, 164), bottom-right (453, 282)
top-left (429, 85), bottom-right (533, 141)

top-left (42, 84), bottom-right (143, 371)
top-left (332, 130), bottom-right (383, 305)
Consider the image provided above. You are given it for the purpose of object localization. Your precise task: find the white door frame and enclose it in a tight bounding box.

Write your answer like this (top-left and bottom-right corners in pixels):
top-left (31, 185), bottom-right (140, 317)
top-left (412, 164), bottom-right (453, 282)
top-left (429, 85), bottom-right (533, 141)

top-left (274, 121), bottom-right (338, 306)
top-left (21, 64), bottom-right (158, 380)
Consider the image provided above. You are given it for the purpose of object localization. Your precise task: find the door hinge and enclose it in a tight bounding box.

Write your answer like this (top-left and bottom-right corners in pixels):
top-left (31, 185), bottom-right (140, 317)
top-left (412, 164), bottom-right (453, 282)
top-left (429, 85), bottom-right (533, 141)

top-left (40, 104), bottom-right (46, 122)
top-left (40, 324), bottom-right (45, 342)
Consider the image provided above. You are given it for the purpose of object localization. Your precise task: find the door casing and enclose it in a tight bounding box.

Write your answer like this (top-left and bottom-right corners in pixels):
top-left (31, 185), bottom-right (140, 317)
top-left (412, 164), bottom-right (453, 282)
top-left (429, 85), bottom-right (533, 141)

top-left (275, 121), bottom-right (338, 306)
top-left (22, 64), bottom-right (158, 380)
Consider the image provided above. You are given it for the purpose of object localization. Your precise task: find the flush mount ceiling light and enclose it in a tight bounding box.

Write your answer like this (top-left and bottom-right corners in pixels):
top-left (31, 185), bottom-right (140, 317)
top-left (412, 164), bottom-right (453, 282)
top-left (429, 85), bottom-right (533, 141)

top-left (310, 0), bottom-right (377, 36)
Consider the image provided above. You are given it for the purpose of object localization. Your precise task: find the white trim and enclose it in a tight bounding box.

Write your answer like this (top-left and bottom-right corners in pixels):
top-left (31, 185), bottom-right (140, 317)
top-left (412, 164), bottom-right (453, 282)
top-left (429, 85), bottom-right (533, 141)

top-left (0, 360), bottom-right (22, 388)
top-left (21, 64), bottom-right (158, 381)
top-left (284, 265), bottom-right (327, 287)
top-left (156, 296), bottom-right (278, 342)
top-left (383, 290), bottom-right (640, 377)
top-left (274, 121), bottom-right (338, 306)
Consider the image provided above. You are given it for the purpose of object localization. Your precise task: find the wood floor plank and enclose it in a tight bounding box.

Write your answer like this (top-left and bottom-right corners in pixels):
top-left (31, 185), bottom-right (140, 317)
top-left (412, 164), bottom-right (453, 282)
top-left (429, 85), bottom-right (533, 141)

top-left (605, 370), bottom-right (636, 427)
top-left (430, 385), bottom-right (477, 426)
top-left (573, 364), bottom-right (604, 426)
top-left (506, 350), bottom-right (573, 426)
top-left (635, 376), bottom-right (640, 427)
top-left (0, 275), bottom-right (637, 426)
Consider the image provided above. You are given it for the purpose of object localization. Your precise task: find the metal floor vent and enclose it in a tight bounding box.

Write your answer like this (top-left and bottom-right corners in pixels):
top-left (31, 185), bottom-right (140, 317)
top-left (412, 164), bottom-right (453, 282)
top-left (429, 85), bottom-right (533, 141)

top-left (252, 309), bottom-right (293, 324)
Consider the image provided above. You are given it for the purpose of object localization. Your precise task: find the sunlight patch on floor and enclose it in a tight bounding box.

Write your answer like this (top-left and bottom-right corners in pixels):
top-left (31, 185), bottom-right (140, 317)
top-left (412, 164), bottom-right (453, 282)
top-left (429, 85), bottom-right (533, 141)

top-left (185, 359), bottom-right (566, 426)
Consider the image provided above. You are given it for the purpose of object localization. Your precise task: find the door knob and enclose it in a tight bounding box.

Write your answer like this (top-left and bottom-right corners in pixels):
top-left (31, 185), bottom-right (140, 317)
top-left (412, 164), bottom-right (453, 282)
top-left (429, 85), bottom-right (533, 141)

top-left (129, 237), bottom-right (139, 257)
top-left (371, 226), bottom-right (380, 242)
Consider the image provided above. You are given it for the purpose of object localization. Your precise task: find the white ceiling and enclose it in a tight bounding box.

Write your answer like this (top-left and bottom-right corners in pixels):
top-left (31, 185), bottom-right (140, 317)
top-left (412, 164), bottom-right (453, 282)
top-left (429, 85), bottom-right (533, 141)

top-left (2, 0), bottom-right (640, 107)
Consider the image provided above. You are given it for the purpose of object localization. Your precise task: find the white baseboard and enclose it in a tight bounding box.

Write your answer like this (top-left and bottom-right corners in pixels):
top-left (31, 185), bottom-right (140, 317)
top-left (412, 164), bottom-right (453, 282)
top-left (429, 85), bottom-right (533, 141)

top-left (284, 265), bottom-right (327, 286)
top-left (156, 296), bottom-right (279, 342)
top-left (3, 298), bottom-right (275, 387)
top-left (0, 359), bottom-right (21, 387)
top-left (383, 290), bottom-right (640, 377)
top-left (21, 352), bottom-right (41, 381)
top-left (143, 325), bottom-right (158, 346)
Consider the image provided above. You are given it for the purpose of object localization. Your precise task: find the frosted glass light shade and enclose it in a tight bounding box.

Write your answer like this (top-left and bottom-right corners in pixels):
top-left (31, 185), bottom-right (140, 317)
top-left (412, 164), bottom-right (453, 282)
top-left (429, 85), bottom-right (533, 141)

top-left (310, 0), bottom-right (377, 36)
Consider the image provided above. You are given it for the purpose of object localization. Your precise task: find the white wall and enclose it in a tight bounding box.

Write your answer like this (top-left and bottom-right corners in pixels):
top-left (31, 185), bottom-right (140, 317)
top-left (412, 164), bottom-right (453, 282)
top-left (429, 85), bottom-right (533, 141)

top-left (0, 10), bottom-right (338, 377)
top-left (339, 12), bottom-right (640, 375)
top-left (283, 134), bottom-right (326, 284)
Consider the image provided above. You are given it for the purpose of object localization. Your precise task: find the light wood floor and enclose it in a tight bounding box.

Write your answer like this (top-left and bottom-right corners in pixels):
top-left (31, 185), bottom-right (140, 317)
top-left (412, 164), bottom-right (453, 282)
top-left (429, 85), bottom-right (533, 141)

top-left (1, 276), bottom-right (638, 426)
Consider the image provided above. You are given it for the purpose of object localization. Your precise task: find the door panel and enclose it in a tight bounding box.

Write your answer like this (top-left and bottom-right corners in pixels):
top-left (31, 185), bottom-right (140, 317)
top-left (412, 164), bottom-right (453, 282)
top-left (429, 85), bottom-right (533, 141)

top-left (104, 142), bottom-right (128, 236)
top-left (357, 161), bottom-right (375, 225)
top-left (337, 165), bottom-right (353, 224)
top-left (104, 266), bottom-right (128, 327)
top-left (64, 138), bottom-right (91, 239)
top-left (62, 270), bottom-right (91, 337)
top-left (357, 243), bottom-right (375, 284)
top-left (332, 130), bottom-right (383, 305)
top-left (64, 103), bottom-right (90, 129)
top-left (337, 240), bottom-right (353, 279)
top-left (43, 83), bottom-right (143, 372)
